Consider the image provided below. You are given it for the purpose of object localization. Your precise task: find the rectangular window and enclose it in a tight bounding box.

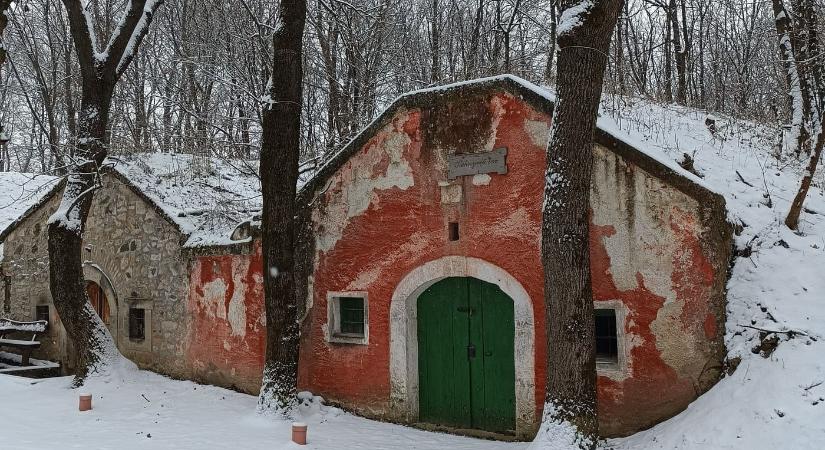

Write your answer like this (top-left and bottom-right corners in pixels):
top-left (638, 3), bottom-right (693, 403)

top-left (327, 292), bottom-right (369, 345)
top-left (35, 305), bottom-right (49, 323)
top-left (129, 308), bottom-right (145, 341)
top-left (594, 309), bottom-right (618, 363)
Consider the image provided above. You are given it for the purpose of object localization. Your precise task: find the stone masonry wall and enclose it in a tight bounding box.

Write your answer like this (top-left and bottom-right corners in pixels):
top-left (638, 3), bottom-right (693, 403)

top-left (1, 174), bottom-right (190, 378)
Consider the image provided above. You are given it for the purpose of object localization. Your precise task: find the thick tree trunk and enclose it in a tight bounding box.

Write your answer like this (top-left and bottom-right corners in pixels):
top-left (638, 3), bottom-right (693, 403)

top-left (257, 0), bottom-right (307, 415)
top-left (50, 0), bottom-right (163, 386)
top-left (540, 0), bottom-right (622, 447)
top-left (48, 85), bottom-right (115, 384)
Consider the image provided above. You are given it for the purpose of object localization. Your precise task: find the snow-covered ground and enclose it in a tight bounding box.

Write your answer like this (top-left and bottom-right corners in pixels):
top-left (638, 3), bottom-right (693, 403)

top-left (0, 369), bottom-right (525, 450)
top-left (1, 95), bottom-right (824, 449)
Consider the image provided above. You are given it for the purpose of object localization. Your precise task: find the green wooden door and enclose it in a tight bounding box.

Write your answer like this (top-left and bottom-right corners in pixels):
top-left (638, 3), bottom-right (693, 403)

top-left (417, 277), bottom-right (516, 434)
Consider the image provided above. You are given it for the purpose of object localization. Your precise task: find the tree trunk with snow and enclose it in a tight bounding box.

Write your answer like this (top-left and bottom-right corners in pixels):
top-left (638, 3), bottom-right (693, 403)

top-left (540, 0), bottom-right (622, 448)
top-left (257, 0), bottom-right (307, 415)
top-left (50, 0), bottom-right (163, 386)
top-left (781, 0), bottom-right (825, 229)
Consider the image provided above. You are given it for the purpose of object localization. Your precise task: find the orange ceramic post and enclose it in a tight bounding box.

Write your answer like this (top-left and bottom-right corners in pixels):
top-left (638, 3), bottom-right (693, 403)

top-left (79, 393), bottom-right (92, 411)
top-left (291, 422), bottom-right (307, 445)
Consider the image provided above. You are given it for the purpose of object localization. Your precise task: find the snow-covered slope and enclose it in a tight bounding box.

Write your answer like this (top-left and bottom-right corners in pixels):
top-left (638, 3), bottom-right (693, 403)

top-left (599, 97), bottom-right (825, 449)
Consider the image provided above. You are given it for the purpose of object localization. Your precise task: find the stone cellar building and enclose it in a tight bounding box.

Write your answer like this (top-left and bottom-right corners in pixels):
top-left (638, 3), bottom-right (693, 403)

top-left (0, 76), bottom-right (733, 440)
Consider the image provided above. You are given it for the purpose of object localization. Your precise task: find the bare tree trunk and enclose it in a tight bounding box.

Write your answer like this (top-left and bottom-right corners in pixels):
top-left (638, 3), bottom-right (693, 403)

top-left (784, 0), bottom-right (825, 229)
top-left (787, 116), bottom-right (825, 229)
top-left (50, 0), bottom-right (163, 386)
top-left (0, 0), bottom-right (10, 69)
top-left (257, 0), bottom-right (306, 414)
top-left (544, 0), bottom-right (558, 83)
top-left (662, 2), bottom-right (673, 103)
top-left (540, 0), bottom-right (622, 448)
top-left (0, 0), bottom-right (12, 151)
top-left (430, 0), bottom-right (441, 83)
top-left (671, 0), bottom-right (687, 105)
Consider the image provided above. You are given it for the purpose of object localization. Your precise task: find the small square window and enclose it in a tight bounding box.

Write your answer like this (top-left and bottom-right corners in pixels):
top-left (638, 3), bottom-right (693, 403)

top-left (129, 308), bottom-right (146, 341)
top-left (35, 305), bottom-right (49, 324)
top-left (594, 308), bottom-right (618, 364)
top-left (327, 292), bottom-right (369, 345)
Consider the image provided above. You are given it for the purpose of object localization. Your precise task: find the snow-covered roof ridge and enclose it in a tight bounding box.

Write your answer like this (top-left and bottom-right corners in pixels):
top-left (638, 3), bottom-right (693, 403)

top-left (108, 153), bottom-right (262, 248)
top-left (0, 155), bottom-right (262, 251)
top-left (0, 172), bottom-right (62, 245)
top-left (299, 74), bottom-right (724, 212)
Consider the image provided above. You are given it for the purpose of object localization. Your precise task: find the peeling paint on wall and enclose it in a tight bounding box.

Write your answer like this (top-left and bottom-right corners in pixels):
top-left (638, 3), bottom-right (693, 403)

top-left (301, 91), bottom-right (729, 438)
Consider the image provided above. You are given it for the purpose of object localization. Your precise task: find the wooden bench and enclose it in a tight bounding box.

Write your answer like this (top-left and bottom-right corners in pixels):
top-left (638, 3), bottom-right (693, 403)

top-left (0, 319), bottom-right (48, 366)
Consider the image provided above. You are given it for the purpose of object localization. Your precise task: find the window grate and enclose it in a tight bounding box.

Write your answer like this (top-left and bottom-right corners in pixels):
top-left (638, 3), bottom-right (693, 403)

top-left (338, 297), bottom-right (365, 336)
top-left (129, 308), bottom-right (145, 341)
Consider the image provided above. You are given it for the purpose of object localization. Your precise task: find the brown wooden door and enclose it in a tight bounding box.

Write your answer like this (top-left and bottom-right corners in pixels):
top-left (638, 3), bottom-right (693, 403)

top-left (85, 281), bottom-right (110, 323)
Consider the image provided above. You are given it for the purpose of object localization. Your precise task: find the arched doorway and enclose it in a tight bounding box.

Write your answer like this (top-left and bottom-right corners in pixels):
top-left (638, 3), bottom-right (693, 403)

top-left (82, 264), bottom-right (118, 339)
top-left (417, 277), bottom-right (515, 434)
top-left (389, 256), bottom-right (535, 439)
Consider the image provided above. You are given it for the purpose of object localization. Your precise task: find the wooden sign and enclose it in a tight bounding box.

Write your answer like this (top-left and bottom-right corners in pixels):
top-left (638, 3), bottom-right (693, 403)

top-left (447, 148), bottom-right (508, 179)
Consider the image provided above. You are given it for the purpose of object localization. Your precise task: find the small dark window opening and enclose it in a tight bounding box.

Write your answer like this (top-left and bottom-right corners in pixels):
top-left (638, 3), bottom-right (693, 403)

top-left (594, 309), bottom-right (618, 363)
top-left (129, 308), bottom-right (146, 341)
top-left (35, 305), bottom-right (50, 324)
top-left (448, 222), bottom-right (460, 241)
top-left (338, 297), bottom-right (365, 336)
top-left (3, 276), bottom-right (10, 313)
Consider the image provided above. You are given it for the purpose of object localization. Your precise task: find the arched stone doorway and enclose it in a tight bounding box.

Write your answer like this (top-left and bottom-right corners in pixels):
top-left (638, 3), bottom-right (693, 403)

top-left (389, 256), bottom-right (536, 439)
top-left (83, 263), bottom-right (118, 339)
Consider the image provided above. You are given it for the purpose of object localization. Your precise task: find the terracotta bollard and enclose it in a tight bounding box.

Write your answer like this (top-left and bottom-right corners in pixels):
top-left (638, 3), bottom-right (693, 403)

top-left (79, 393), bottom-right (93, 411)
top-left (291, 422), bottom-right (307, 445)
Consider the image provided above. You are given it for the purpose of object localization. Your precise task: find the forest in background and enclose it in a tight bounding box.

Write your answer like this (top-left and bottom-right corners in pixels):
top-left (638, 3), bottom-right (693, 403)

top-left (0, 0), bottom-right (808, 173)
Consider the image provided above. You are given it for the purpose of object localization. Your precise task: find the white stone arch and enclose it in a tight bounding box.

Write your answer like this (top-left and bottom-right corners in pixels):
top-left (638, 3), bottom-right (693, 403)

top-left (389, 256), bottom-right (536, 439)
top-left (82, 263), bottom-right (118, 338)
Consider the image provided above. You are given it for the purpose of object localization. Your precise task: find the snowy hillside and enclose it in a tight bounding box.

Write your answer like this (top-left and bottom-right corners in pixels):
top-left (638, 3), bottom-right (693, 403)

top-left (599, 97), bottom-right (825, 449)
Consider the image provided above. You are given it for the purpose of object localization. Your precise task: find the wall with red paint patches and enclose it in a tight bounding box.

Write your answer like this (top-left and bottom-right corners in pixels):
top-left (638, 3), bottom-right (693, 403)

top-left (186, 242), bottom-right (266, 394)
top-left (296, 91), bottom-right (728, 438)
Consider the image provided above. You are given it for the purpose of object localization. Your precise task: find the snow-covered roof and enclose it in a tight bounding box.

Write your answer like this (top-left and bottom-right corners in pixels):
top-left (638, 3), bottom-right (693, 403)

top-left (110, 153), bottom-right (261, 248)
top-left (299, 75), bottom-right (723, 210)
top-left (0, 172), bottom-right (61, 256)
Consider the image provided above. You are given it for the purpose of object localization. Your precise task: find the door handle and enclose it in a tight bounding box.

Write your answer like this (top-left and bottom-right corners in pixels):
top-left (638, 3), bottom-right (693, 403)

top-left (456, 307), bottom-right (475, 316)
top-left (467, 344), bottom-right (476, 359)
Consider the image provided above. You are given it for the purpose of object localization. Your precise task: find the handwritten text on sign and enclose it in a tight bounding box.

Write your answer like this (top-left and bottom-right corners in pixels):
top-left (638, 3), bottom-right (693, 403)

top-left (447, 147), bottom-right (508, 179)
